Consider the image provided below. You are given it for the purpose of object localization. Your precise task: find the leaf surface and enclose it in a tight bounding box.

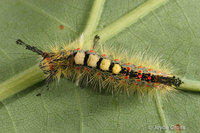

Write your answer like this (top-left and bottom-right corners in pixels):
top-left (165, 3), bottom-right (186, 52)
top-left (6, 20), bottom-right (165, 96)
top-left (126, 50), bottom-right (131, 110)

top-left (0, 0), bottom-right (200, 133)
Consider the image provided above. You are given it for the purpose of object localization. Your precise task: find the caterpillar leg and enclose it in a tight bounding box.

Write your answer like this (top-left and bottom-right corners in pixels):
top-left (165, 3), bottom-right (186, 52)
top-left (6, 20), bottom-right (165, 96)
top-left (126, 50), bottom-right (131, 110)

top-left (79, 75), bottom-right (89, 88)
top-left (36, 73), bottom-right (54, 96)
top-left (92, 35), bottom-right (100, 50)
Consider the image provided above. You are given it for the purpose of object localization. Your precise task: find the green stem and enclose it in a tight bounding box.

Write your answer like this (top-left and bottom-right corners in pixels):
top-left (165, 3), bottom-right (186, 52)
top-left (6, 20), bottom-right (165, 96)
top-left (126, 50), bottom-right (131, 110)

top-left (83, 0), bottom-right (106, 38)
top-left (179, 78), bottom-right (200, 92)
top-left (154, 90), bottom-right (169, 133)
top-left (0, 65), bottom-right (45, 101)
top-left (87, 0), bottom-right (168, 44)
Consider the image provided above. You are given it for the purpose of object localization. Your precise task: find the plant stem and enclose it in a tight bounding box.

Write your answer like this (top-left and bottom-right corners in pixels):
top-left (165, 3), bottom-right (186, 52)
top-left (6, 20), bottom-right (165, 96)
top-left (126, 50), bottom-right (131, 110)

top-left (88, 0), bottom-right (168, 43)
top-left (0, 65), bottom-right (45, 101)
top-left (179, 78), bottom-right (200, 92)
top-left (83, 0), bottom-right (106, 38)
top-left (155, 90), bottom-right (169, 133)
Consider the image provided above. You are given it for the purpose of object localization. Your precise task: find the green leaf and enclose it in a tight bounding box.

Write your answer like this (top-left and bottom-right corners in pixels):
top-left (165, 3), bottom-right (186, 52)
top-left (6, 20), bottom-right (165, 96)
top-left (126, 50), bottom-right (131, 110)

top-left (0, 0), bottom-right (200, 132)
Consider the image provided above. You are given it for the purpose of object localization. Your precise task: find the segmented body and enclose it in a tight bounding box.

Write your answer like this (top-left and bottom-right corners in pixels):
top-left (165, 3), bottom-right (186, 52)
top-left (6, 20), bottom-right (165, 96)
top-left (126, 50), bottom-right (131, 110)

top-left (39, 48), bottom-right (183, 94)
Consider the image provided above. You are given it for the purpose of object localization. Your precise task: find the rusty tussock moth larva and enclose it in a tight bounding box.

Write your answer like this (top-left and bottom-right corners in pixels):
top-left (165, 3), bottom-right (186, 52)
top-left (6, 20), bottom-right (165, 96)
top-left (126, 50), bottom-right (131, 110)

top-left (16, 35), bottom-right (183, 96)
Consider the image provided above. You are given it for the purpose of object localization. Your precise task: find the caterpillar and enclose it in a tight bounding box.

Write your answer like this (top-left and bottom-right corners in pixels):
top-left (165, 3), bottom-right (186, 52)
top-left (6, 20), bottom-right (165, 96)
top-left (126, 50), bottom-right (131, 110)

top-left (16, 35), bottom-right (183, 96)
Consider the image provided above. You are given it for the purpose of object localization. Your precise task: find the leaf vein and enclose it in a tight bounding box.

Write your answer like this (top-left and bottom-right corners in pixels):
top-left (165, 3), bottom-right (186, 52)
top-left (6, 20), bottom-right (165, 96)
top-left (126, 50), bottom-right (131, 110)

top-left (75, 88), bottom-right (83, 133)
top-left (0, 47), bottom-right (15, 74)
top-left (1, 101), bottom-right (17, 133)
top-left (154, 91), bottom-right (169, 133)
top-left (175, 0), bottom-right (197, 38)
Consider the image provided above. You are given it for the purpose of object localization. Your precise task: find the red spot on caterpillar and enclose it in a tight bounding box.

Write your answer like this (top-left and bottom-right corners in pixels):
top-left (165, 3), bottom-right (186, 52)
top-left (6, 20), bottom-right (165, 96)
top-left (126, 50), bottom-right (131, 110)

top-left (59, 25), bottom-right (64, 30)
top-left (138, 66), bottom-right (143, 68)
top-left (148, 69), bottom-right (152, 71)
top-left (121, 80), bottom-right (126, 84)
top-left (114, 59), bottom-right (119, 61)
top-left (138, 74), bottom-right (142, 78)
top-left (124, 76), bottom-right (129, 79)
top-left (148, 76), bottom-right (151, 80)
top-left (49, 65), bottom-right (54, 70)
top-left (126, 62), bottom-right (131, 65)
top-left (136, 79), bottom-right (141, 82)
top-left (45, 57), bottom-right (51, 62)
top-left (109, 76), bottom-right (114, 80)
top-left (138, 70), bottom-right (142, 73)
top-left (84, 67), bottom-right (90, 72)
top-left (127, 67), bottom-right (131, 71)
top-left (76, 48), bottom-right (81, 51)
top-left (97, 72), bottom-right (101, 75)
top-left (89, 50), bottom-right (94, 53)
top-left (101, 54), bottom-right (107, 56)
top-left (74, 66), bottom-right (80, 70)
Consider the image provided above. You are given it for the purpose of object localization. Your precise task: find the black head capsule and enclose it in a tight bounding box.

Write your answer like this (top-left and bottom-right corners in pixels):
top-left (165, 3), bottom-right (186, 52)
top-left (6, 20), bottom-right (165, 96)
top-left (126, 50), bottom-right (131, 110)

top-left (16, 39), bottom-right (54, 96)
top-left (156, 75), bottom-right (183, 87)
top-left (172, 76), bottom-right (184, 88)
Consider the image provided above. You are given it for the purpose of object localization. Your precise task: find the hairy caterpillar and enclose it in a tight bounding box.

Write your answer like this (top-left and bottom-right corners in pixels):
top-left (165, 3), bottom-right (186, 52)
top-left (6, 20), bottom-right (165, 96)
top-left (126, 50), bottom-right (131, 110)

top-left (16, 35), bottom-right (183, 96)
